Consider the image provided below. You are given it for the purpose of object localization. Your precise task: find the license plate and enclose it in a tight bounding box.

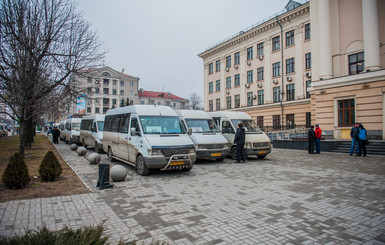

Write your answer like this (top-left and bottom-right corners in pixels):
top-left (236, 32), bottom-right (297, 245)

top-left (170, 161), bottom-right (184, 166)
top-left (258, 150), bottom-right (267, 154)
top-left (211, 153), bottom-right (222, 157)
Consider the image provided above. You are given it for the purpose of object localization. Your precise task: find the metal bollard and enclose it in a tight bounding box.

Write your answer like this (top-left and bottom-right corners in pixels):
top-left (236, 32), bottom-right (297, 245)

top-left (96, 164), bottom-right (113, 190)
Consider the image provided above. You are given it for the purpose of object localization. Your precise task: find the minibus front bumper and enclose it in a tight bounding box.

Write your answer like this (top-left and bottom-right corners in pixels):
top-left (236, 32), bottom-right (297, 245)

top-left (143, 153), bottom-right (196, 170)
top-left (196, 149), bottom-right (229, 159)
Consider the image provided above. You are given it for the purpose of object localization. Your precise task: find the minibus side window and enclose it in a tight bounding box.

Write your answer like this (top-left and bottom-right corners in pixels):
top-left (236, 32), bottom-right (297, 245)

top-left (104, 115), bottom-right (113, 132)
top-left (120, 113), bottom-right (130, 134)
top-left (92, 121), bottom-right (97, 132)
top-left (111, 115), bottom-right (121, 132)
top-left (222, 121), bottom-right (234, 134)
top-left (130, 117), bottom-right (140, 136)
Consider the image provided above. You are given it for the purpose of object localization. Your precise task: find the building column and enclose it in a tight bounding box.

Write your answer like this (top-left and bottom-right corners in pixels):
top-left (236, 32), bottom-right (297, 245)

top-left (318, 0), bottom-right (333, 79)
top-left (362, 0), bottom-right (381, 71)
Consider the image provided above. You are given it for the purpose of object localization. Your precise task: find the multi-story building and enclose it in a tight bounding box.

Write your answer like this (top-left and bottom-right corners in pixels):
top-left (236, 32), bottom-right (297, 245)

top-left (138, 89), bottom-right (187, 109)
top-left (198, 0), bottom-right (385, 139)
top-left (67, 66), bottom-right (140, 117)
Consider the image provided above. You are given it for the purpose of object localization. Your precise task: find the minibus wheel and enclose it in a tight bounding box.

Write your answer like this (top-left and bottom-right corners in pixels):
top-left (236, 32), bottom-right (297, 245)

top-left (108, 147), bottom-right (115, 162)
top-left (230, 147), bottom-right (237, 160)
top-left (136, 155), bottom-right (149, 176)
top-left (95, 143), bottom-right (101, 153)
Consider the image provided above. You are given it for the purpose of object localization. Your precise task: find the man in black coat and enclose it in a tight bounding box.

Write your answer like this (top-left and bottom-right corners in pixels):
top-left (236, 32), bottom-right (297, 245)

top-left (308, 125), bottom-right (316, 154)
top-left (234, 123), bottom-right (246, 163)
top-left (52, 126), bottom-right (60, 144)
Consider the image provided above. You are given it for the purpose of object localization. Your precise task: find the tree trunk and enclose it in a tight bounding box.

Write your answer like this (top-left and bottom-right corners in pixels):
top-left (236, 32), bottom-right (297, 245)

top-left (18, 121), bottom-right (26, 158)
top-left (24, 112), bottom-right (34, 148)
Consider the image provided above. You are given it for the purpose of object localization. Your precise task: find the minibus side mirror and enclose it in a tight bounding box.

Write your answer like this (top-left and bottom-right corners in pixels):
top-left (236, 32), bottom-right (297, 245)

top-left (188, 128), bottom-right (192, 135)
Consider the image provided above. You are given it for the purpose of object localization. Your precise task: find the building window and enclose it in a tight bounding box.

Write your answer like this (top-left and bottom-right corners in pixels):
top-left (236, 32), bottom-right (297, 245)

top-left (286, 114), bottom-right (294, 129)
top-left (209, 63), bottom-right (213, 74)
top-left (338, 99), bottom-right (355, 127)
top-left (103, 98), bottom-right (109, 106)
top-left (247, 47), bottom-right (253, 60)
top-left (112, 89), bottom-right (117, 95)
top-left (112, 99), bottom-right (117, 105)
top-left (226, 96), bottom-right (231, 109)
top-left (226, 55), bottom-right (231, 68)
top-left (103, 88), bottom-right (109, 94)
top-left (130, 81), bottom-right (134, 87)
top-left (257, 67), bottom-right (264, 81)
top-left (305, 23), bottom-right (311, 40)
top-left (272, 36), bottom-right (280, 51)
top-left (87, 107), bottom-right (91, 113)
top-left (257, 116), bottom-right (264, 129)
top-left (273, 115), bottom-right (281, 130)
top-left (286, 58), bottom-right (295, 74)
top-left (112, 80), bottom-right (117, 86)
top-left (306, 112), bottom-right (311, 128)
top-left (120, 80), bottom-right (124, 86)
top-left (349, 52), bottom-right (364, 75)
top-left (257, 42), bottom-right (264, 57)
top-left (95, 108), bottom-right (100, 113)
top-left (226, 77), bottom-right (231, 89)
top-left (209, 100), bottom-right (213, 111)
top-left (215, 98), bottom-right (220, 111)
top-left (234, 94), bottom-right (240, 108)
top-left (247, 70), bottom-right (253, 83)
top-left (209, 82), bottom-right (213, 93)
top-left (87, 77), bottom-right (92, 83)
top-left (234, 52), bottom-right (240, 65)
top-left (273, 62), bottom-right (280, 77)
top-left (103, 79), bottom-right (109, 85)
top-left (130, 90), bottom-right (134, 96)
top-left (234, 74), bottom-right (240, 86)
top-left (173, 103), bottom-right (176, 108)
top-left (86, 87), bottom-right (91, 95)
top-left (305, 53), bottom-right (311, 69)
top-left (247, 92), bottom-right (253, 106)
top-left (103, 107), bottom-right (109, 113)
top-left (287, 84), bottom-right (295, 101)
top-left (216, 80), bottom-right (220, 91)
top-left (216, 60), bottom-right (220, 72)
top-left (286, 30), bottom-right (294, 47)
top-left (95, 98), bottom-right (100, 104)
top-left (95, 88), bottom-right (99, 94)
top-left (120, 90), bottom-right (124, 95)
top-left (306, 80), bottom-right (311, 98)
top-left (273, 86), bottom-right (281, 103)
top-left (258, 90), bottom-right (264, 105)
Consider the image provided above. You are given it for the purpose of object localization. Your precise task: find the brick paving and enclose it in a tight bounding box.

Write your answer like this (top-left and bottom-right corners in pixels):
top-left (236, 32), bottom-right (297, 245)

top-left (1, 140), bottom-right (385, 244)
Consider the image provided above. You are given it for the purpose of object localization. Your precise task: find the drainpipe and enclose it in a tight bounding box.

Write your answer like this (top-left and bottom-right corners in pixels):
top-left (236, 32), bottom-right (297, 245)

top-left (276, 16), bottom-right (284, 130)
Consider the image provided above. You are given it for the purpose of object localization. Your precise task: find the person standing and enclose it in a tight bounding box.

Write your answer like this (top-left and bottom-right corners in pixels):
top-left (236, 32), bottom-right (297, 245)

top-left (314, 124), bottom-right (322, 154)
top-left (308, 125), bottom-right (316, 154)
top-left (350, 122), bottom-right (360, 156)
top-left (234, 123), bottom-right (246, 163)
top-left (358, 123), bottom-right (367, 157)
top-left (52, 126), bottom-right (60, 144)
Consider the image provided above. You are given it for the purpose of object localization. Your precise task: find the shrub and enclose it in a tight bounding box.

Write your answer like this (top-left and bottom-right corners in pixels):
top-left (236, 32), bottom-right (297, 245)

top-left (39, 151), bottom-right (62, 182)
top-left (2, 152), bottom-right (30, 189)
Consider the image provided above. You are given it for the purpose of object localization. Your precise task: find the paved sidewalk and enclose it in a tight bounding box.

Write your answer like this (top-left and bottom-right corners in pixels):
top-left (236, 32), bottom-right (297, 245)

top-left (1, 141), bottom-right (385, 244)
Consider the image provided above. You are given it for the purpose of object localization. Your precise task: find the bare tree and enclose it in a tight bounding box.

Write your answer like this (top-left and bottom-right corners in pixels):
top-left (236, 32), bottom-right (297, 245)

top-left (188, 92), bottom-right (202, 110)
top-left (0, 0), bottom-right (104, 157)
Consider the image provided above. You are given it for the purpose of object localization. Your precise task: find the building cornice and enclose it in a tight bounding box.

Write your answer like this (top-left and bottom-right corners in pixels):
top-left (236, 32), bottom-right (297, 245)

top-left (197, 3), bottom-right (310, 60)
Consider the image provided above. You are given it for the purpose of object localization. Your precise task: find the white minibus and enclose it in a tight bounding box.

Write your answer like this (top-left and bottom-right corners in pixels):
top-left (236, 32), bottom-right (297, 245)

top-left (209, 111), bottom-right (271, 159)
top-left (0, 124), bottom-right (8, 137)
top-left (176, 110), bottom-right (229, 161)
top-left (58, 120), bottom-right (65, 141)
top-left (64, 118), bottom-right (82, 144)
top-left (103, 105), bottom-right (196, 175)
top-left (80, 114), bottom-right (105, 153)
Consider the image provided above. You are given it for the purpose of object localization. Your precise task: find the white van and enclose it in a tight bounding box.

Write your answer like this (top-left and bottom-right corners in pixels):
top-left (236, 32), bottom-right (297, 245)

top-left (103, 105), bottom-right (196, 175)
top-left (209, 111), bottom-right (271, 159)
top-left (80, 114), bottom-right (105, 152)
top-left (176, 110), bottom-right (229, 161)
top-left (64, 118), bottom-right (82, 144)
top-left (0, 124), bottom-right (8, 137)
top-left (58, 120), bottom-right (65, 141)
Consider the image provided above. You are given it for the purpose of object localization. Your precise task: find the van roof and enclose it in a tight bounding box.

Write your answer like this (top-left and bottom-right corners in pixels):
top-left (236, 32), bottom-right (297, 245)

top-left (208, 110), bottom-right (252, 120)
top-left (105, 105), bottom-right (177, 117)
top-left (66, 118), bottom-right (82, 123)
top-left (82, 114), bottom-right (105, 120)
top-left (175, 110), bottom-right (212, 119)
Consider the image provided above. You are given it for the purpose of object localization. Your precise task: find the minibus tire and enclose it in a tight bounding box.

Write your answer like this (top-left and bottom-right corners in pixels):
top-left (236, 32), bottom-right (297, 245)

top-left (108, 147), bottom-right (115, 162)
top-left (95, 143), bottom-right (101, 153)
top-left (230, 147), bottom-right (237, 160)
top-left (136, 155), bottom-right (149, 176)
top-left (82, 140), bottom-right (86, 147)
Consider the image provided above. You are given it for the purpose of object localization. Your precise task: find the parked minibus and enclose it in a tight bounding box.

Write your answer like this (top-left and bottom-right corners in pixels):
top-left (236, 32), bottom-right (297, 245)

top-left (80, 114), bottom-right (105, 153)
top-left (208, 111), bottom-right (271, 159)
top-left (103, 105), bottom-right (196, 175)
top-left (176, 110), bottom-right (229, 161)
top-left (58, 120), bottom-right (65, 141)
top-left (64, 118), bottom-right (82, 144)
top-left (0, 124), bottom-right (8, 137)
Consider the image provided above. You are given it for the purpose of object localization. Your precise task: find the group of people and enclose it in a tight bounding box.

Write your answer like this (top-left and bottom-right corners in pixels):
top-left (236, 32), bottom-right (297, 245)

top-left (307, 124), bottom-right (322, 154)
top-left (350, 122), bottom-right (368, 156)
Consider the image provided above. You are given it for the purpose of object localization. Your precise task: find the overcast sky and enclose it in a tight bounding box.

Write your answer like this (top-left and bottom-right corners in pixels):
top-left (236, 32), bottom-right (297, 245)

top-left (77, 0), bottom-right (296, 100)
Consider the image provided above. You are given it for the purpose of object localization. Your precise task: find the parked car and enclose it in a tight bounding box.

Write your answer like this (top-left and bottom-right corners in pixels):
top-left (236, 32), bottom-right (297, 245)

top-left (80, 114), bottom-right (105, 153)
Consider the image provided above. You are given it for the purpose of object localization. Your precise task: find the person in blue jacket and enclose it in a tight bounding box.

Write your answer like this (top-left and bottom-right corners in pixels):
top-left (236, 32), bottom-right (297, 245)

top-left (358, 123), bottom-right (367, 157)
top-left (350, 122), bottom-right (360, 156)
top-left (234, 123), bottom-right (246, 163)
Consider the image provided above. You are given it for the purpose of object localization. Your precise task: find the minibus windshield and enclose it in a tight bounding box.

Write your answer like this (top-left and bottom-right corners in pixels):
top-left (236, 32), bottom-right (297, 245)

top-left (185, 119), bottom-right (220, 133)
top-left (72, 123), bottom-right (80, 131)
top-left (231, 119), bottom-right (263, 133)
top-left (97, 121), bottom-right (104, 132)
top-left (140, 116), bottom-right (186, 134)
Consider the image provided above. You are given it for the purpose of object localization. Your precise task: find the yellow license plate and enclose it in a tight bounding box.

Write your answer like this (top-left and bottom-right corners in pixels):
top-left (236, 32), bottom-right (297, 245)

top-left (211, 153), bottom-right (222, 157)
top-left (258, 150), bottom-right (267, 154)
top-left (170, 161), bottom-right (184, 166)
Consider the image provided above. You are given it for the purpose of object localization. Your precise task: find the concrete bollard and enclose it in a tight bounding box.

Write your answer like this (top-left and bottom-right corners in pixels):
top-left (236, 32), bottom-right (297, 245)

top-left (70, 144), bottom-right (78, 151)
top-left (88, 152), bottom-right (101, 165)
top-left (77, 146), bottom-right (87, 156)
top-left (110, 165), bottom-right (128, 182)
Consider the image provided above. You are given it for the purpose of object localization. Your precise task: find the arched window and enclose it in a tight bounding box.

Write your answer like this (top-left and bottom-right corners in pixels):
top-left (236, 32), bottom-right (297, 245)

top-left (102, 72), bottom-right (111, 76)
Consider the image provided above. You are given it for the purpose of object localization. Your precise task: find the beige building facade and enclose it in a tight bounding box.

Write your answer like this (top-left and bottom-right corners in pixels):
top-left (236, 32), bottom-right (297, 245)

top-left (199, 0), bottom-right (385, 139)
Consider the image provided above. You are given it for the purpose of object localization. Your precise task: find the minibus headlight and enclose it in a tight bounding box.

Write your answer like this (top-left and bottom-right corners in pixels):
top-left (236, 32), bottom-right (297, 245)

top-left (223, 144), bottom-right (229, 149)
top-left (246, 142), bottom-right (252, 148)
top-left (189, 147), bottom-right (196, 153)
top-left (148, 149), bottom-right (163, 156)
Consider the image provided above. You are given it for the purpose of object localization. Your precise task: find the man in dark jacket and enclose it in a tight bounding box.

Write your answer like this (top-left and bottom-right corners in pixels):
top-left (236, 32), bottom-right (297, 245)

top-left (52, 126), bottom-right (60, 144)
top-left (308, 125), bottom-right (316, 154)
top-left (234, 123), bottom-right (246, 163)
top-left (350, 122), bottom-right (360, 156)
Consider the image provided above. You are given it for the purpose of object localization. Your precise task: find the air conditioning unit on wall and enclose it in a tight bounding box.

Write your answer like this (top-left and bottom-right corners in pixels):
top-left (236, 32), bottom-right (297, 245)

top-left (234, 64), bottom-right (239, 69)
top-left (287, 76), bottom-right (293, 82)
top-left (225, 67), bottom-right (230, 71)
top-left (245, 83), bottom-right (250, 88)
top-left (258, 55), bottom-right (264, 60)
top-left (257, 83), bottom-right (262, 88)
top-left (306, 72), bottom-right (312, 78)
top-left (252, 94), bottom-right (257, 99)
top-left (247, 61), bottom-right (251, 66)
top-left (273, 80), bottom-right (279, 84)
top-left (226, 90), bottom-right (230, 94)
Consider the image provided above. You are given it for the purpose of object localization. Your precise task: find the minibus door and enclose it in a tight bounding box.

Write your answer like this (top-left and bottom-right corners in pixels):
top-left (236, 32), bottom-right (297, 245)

top-left (118, 114), bottom-right (130, 160)
top-left (128, 117), bottom-right (141, 163)
top-left (221, 120), bottom-right (235, 143)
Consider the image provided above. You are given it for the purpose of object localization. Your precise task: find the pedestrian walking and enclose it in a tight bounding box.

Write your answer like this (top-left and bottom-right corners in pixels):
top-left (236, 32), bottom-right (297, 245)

top-left (315, 124), bottom-right (322, 154)
top-left (52, 126), bottom-right (60, 144)
top-left (234, 123), bottom-right (246, 163)
top-left (358, 123), bottom-right (367, 157)
top-left (308, 125), bottom-right (316, 154)
top-left (350, 122), bottom-right (360, 156)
